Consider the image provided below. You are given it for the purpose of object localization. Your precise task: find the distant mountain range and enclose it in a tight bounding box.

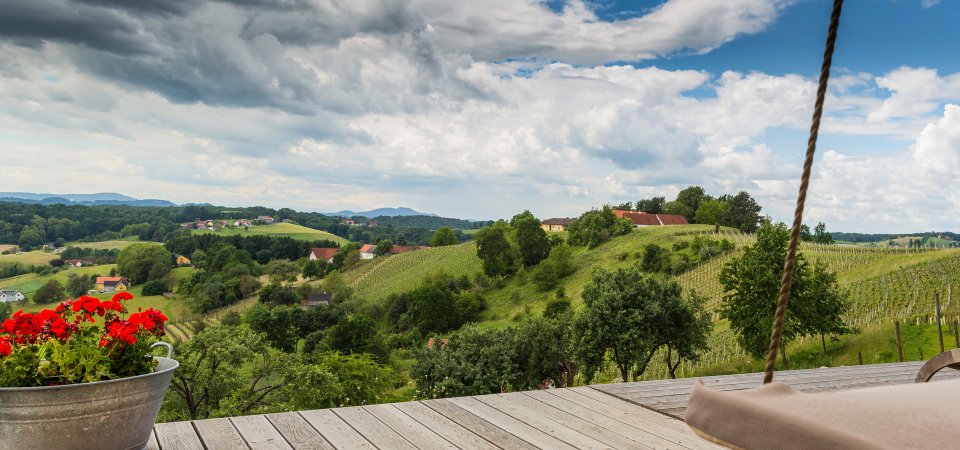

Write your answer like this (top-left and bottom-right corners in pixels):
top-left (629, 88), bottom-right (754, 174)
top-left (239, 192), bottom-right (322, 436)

top-left (0, 192), bottom-right (177, 207)
top-left (330, 207), bottom-right (437, 218)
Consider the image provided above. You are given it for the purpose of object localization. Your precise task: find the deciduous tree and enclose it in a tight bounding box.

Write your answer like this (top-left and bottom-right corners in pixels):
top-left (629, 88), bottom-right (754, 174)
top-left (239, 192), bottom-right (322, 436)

top-left (430, 227), bottom-right (458, 246)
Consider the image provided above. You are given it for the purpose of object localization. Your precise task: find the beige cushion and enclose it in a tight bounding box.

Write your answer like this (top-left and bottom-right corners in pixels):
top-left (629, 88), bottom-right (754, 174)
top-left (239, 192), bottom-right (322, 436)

top-left (686, 377), bottom-right (960, 449)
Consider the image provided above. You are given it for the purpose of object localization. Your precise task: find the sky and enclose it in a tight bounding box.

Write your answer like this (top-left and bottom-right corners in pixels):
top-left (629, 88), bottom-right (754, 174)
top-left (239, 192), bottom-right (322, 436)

top-left (1, 0), bottom-right (959, 232)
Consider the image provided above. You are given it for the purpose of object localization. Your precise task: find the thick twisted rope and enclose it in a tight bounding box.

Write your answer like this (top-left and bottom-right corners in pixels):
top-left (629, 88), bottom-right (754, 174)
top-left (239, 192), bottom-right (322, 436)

top-left (763, 0), bottom-right (844, 384)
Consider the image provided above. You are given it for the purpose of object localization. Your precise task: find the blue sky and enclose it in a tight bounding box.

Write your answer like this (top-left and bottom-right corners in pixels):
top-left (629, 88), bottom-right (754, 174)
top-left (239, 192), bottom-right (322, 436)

top-left (1, 0), bottom-right (959, 232)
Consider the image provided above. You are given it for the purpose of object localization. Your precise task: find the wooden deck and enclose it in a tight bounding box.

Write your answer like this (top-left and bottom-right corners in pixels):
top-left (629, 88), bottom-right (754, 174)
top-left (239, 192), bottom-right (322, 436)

top-left (148, 362), bottom-right (955, 449)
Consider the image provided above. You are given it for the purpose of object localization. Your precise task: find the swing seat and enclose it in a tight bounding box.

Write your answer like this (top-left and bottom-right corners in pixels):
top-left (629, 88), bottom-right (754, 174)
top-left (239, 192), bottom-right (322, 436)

top-left (686, 374), bottom-right (960, 450)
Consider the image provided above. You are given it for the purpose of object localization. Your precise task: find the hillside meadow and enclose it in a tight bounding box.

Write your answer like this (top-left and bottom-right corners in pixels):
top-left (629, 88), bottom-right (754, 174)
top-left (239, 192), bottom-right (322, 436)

top-left (335, 223), bottom-right (960, 382)
top-left (192, 222), bottom-right (348, 245)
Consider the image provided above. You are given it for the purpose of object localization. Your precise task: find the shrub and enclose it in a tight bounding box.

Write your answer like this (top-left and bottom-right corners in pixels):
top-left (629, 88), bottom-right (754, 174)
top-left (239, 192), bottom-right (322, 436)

top-left (141, 280), bottom-right (166, 296)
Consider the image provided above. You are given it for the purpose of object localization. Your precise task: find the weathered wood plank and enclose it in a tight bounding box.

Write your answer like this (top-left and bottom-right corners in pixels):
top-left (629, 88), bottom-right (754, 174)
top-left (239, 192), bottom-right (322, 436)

top-left (544, 390), bottom-right (719, 450)
top-left (501, 392), bottom-right (653, 450)
top-left (393, 401), bottom-right (501, 450)
top-left (423, 398), bottom-right (538, 450)
top-left (144, 430), bottom-right (160, 450)
top-left (231, 415), bottom-right (292, 449)
top-left (363, 403), bottom-right (459, 450)
top-left (446, 397), bottom-right (577, 450)
top-left (476, 394), bottom-right (615, 450)
top-left (299, 409), bottom-right (376, 450)
top-left (332, 406), bottom-right (417, 450)
top-left (557, 388), bottom-right (690, 435)
top-left (154, 421), bottom-right (205, 450)
top-left (266, 412), bottom-right (336, 450)
top-left (194, 418), bottom-right (250, 450)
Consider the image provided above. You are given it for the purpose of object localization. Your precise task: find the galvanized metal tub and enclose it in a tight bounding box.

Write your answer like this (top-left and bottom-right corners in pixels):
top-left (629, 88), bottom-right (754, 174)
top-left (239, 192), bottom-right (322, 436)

top-left (0, 355), bottom-right (178, 450)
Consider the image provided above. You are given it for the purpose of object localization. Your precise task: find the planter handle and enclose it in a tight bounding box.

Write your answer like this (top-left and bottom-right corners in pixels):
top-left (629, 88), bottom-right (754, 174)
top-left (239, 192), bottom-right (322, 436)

top-left (151, 341), bottom-right (174, 359)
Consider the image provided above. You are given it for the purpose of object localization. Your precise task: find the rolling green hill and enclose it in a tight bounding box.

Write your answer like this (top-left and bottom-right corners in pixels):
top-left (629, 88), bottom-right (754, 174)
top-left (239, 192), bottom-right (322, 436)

top-left (66, 238), bottom-right (157, 250)
top-left (192, 222), bottom-right (348, 245)
top-left (340, 223), bottom-right (960, 382)
top-left (346, 243), bottom-right (482, 303)
top-left (0, 250), bottom-right (58, 266)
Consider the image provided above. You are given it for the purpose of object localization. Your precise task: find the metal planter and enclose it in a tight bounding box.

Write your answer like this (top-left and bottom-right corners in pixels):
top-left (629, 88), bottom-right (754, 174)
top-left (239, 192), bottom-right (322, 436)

top-left (0, 355), bottom-right (179, 450)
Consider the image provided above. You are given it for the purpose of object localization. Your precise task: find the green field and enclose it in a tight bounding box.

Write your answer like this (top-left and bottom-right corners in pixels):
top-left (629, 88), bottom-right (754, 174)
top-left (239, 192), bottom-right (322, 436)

top-left (66, 237), bottom-right (155, 250)
top-left (2, 266), bottom-right (195, 323)
top-left (339, 223), bottom-right (960, 381)
top-left (193, 222), bottom-right (348, 245)
top-left (0, 250), bottom-right (58, 265)
top-left (346, 243), bottom-right (482, 303)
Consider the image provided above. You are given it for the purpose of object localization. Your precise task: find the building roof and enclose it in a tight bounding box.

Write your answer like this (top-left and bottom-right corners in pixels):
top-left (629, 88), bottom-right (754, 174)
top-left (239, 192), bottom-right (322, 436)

top-left (0, 290), bottom-right (23, 296)
top-left (612, 210), bottom-right (689, 226)
top-left (388, 245), bottom-right (430, 255)
top-left (309, 247), bottom-right (340, 260)
top-left (302, 293), bottom-right (333, 307)
top-left (655, 214), bottom-right (689, 225)
top-left (359, 244), bottom-right (376, 253)
top-left (95, 276), bottom-right (124, 284)
top-left (542, 218), bottom-right (573, 226)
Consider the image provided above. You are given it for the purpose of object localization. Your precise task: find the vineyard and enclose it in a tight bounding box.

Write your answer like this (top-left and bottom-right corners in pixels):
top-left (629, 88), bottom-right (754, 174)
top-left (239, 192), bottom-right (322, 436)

top-left (347, 243), bottom-right (482, 302)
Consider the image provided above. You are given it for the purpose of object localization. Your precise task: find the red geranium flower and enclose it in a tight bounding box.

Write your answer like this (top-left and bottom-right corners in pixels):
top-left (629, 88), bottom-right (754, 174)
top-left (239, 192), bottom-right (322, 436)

top-left (0, 337), bottom-right (11, 357)
top-left (112, 291), bottom-right (133, 302)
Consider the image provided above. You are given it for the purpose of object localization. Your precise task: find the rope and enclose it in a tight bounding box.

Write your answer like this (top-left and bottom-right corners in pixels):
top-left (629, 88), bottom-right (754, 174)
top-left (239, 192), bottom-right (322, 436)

top-left (763, 0), bottom-right (844, 384)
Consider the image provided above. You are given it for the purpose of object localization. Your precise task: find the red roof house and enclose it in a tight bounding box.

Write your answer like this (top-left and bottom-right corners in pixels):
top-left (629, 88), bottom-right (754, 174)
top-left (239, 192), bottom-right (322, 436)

top-left (308, 247), bottom-right (339, 262)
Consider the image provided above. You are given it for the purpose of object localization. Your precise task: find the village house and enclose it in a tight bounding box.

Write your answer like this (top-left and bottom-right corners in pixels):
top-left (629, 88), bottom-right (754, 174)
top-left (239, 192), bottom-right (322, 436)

top-left (359, 244), bottom-right (377, 260)
top-left (0, 290), bottom-right (25, 303)
top-left (612, 210), bottom-right (689, 227)
top-left (173, 254), bottom-right (192, 266)
top-left (233, 219), bottom-right (252, 227)
top-left (257, 216), bottom-right (275, 224)
top-left (341, 219), bottom-right (355, 226)
top-left (301, 293), bottom-right (332, 308)
top-left (541, 218), bottom-right (573, 232)
top-left (308, 247), bottom-right (339, 262)
top-left (366, 221), bottom-right (379, 228)
top-left (95, 276), bottom-right (130, 293)
top-left (64, 259), bottom-right (91, 268)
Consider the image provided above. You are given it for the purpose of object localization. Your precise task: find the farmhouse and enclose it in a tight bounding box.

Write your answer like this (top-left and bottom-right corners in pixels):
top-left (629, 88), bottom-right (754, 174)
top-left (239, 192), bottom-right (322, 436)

top-left (359, 244), bottom-right (377, 260)
top-left (95, 276), bottom-right (130, 293)
top-left (308, 247), bottom-right (339, 262)
top-left (0, 290), bottom-right (25, 303)
top-left (612, 210), bottom-right (689, 227)
top-left (301, 293), bottom-right (332, 308)
top-left (64, 259), bottom-right (91, 268)
top-left (256, 216), bottom-right (275, 224)
top-left (173, 254), bottom-right (192, 266)
top-left (541, 218), bottom-right (573, 232)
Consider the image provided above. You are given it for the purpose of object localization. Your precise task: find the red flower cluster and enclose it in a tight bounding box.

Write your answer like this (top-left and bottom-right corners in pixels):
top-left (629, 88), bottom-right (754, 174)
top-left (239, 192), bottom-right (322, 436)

top-left (1, 309), bottom-right (74, 344)
top-left (99, 307), bottom-right (168, 348)
top-left (1, 292), bottom-right (167, 355)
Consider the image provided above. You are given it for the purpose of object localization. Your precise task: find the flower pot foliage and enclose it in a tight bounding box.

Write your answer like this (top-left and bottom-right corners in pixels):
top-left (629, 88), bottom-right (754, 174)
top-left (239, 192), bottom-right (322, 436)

top-left (0, 292), bottom-right (168, 387)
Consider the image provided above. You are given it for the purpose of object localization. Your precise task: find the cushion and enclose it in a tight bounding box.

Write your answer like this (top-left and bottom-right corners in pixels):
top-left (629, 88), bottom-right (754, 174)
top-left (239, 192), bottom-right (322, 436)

top-left (686, 377), bottom-right (960, 449)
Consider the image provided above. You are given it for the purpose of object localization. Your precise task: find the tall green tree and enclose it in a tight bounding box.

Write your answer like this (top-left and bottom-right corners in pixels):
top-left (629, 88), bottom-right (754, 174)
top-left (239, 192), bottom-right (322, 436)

top-left (430, 227), bottom-right (459, 246)
top-left (117, 243), bottom-right (172, 284)
top-left (573, 267), bottom-right (685, 382)
top-left (676, 186), bottom-right (708, 220)
top-left (511, 211), bottom-right (550, 267)
top-left (722, 191), bottom-right (763, 233)
top-left (694, 200), bottom-right (728, 232)
top-left (718, 221), bottom-right (852, 361)
top-left (635, 196), bottom-right (665, 214)
top-left (662, 291), bottom-right (712, 378)
top-left (66, 273), bottom-right (94, 297)
top-left (412, 325), bottom-right (518, 398)
top-left (34, 280), bottom-right (66, 304)
top-left (475, 221), bottom-right (519, 277)
top-left (813, 222), bottom-right (834, 244)
top-left (325, 315), bottom-right (388, 363)
top-left (567, 206), bottom-right (629, 248)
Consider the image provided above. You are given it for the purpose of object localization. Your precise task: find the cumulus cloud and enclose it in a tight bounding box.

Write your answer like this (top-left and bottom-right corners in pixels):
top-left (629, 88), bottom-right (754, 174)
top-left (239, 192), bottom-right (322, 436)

top-left (1, 0), bottom-right (959, 229)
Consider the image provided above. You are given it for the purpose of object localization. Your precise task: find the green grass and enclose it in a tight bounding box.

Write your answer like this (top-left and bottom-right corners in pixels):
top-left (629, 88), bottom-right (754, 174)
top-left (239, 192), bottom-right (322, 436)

top-left (346, 243), bottom-right (482, 303)
top-left (0, 250), bottom-right (58, 265)
top-left (193, 222), bottom-right (348, 245)
top-left (3, 267), bottom-right (195, 324)
top-left (66, 237), bottom-right (153, 250)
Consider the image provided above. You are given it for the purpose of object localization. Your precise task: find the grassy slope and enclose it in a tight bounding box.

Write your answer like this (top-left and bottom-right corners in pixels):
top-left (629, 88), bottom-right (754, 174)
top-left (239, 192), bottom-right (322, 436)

top-left (345, 243), bottom-right (482, 305)
top-left (0, 250), bottom-right (58, 265)
top-left (344, 224), bottom-right (960, 381)
top-left (193, 222), bottom-right (348, 245)
top-left (66, 237), bottom-right (154, 250)
top-left (5, 267), bottom-right (195, 324)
